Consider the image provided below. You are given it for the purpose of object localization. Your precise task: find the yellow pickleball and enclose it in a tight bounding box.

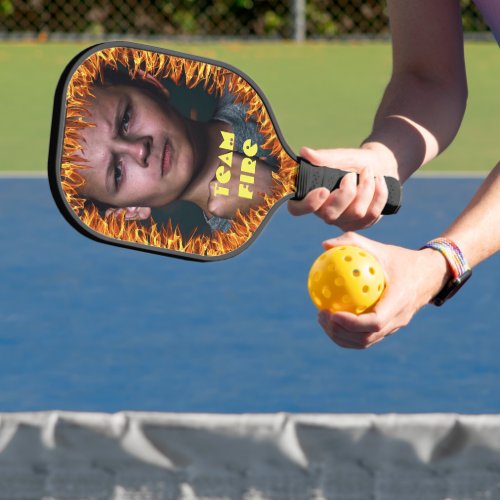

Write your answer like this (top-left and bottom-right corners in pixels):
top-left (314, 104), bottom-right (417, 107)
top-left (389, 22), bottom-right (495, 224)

top-left (308, 245), bottom-right (385, 314)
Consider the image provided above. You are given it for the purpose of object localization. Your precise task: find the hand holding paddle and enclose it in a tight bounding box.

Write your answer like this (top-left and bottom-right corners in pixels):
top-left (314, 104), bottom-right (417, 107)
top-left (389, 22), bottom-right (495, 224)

top-left (290, 146), bottom-right (400, 231)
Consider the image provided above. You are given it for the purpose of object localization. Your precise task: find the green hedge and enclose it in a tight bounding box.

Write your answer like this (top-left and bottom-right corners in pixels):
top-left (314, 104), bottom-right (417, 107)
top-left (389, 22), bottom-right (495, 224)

top-left (0, 0), bottom-right (490, 37)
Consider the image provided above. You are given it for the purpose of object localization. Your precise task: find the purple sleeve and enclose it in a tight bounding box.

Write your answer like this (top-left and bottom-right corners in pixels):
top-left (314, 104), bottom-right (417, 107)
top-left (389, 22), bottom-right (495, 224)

top-left (473, 0), bottom-right (500, 45)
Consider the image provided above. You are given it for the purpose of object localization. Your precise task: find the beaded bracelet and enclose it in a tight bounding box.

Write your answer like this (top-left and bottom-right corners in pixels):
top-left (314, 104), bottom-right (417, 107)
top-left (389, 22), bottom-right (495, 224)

top-left (421, 238), bottom-right (470, 278)
top-left (421, 237), bottom-right (472, 306)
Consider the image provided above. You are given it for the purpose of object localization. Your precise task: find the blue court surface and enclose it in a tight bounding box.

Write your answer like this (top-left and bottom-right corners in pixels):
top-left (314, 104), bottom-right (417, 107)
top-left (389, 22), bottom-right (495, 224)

top-left (0, 176), bottom-right (498, 413)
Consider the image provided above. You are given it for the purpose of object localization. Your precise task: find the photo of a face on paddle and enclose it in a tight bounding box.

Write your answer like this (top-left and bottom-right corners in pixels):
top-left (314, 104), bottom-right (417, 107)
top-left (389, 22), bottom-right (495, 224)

top-left (59, 45), bottom-right (298, 260)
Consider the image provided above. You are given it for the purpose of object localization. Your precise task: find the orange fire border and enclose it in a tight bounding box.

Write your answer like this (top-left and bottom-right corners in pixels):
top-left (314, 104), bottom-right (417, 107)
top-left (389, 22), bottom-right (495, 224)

top-left (61, 47), bottom-right (298, 257)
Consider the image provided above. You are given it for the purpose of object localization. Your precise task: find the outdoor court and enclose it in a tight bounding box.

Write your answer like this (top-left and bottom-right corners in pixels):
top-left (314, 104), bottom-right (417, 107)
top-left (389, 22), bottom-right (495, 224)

top-left (0, 174), bottom-right (498, 414)
top-left (0, 40), bottom-right (498, 498)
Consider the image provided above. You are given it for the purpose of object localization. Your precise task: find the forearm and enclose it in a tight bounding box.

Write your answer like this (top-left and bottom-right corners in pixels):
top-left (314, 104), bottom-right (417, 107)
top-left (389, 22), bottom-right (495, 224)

top-left (418, 163), bottom-right (500, 302)
top-left (363, 73), bottom-right (467, 182)
top-left (361, 0), bottom-right (467, 183)
top-left (441, 162), bottom-right (500, 267)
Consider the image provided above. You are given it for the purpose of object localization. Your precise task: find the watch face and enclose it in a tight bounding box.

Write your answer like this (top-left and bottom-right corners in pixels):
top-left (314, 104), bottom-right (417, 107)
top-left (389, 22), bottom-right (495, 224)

top-left (432, 269), bottom-right (472, 306)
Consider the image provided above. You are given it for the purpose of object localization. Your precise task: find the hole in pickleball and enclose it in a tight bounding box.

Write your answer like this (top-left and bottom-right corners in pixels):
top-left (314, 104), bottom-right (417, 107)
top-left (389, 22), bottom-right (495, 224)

top-left (344, 256), bottom-right (352, 262)
top-left (356, 306), bottom-right (365, 314)
top-left (313, 271), bottom-right (321, 282)
top-left (369, 267), bottom-right (375, 275)
top-left (334, 277), bottom-right (344, 287)
top-left (352, 269), bottom-right (360, 277)
top-left (322, 286), bottom-right (332, 299)
top-left (378, 284), bottom-right (382, 291)
top-left (342, 295), bottom-right (351, 304)
top-left (327, 264), bottom-right (335, 272)
top-left (359, 252), bottom-right (366, 257)
top-left (362, 285), bottom-right (369, 293)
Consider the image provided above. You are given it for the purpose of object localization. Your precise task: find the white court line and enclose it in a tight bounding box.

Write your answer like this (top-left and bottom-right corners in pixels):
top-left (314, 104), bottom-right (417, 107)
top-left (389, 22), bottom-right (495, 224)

top-left (414, 170), bottom-right (487, 178)
top-left (0, 171), bottom-right (47, 178)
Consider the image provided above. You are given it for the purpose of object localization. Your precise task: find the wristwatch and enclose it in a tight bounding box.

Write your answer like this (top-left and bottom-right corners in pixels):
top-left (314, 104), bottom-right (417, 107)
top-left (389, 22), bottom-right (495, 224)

top-left (421, 238), bottom-right (472, 306)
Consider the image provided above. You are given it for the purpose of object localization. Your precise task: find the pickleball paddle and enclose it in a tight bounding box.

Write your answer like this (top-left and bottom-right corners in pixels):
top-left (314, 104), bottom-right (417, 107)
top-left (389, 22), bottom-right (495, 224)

top-left (48, 41), bottom-right (401, 262)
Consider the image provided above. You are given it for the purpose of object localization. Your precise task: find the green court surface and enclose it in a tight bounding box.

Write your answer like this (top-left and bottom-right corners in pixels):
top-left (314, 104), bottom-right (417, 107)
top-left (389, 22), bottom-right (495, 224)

top-left (0, 40), bottom-right (497, 173)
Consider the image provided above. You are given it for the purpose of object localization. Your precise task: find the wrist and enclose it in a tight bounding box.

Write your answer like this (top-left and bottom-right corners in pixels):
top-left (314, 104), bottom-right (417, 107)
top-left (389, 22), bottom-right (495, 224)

top-left (361, 141), bottom-right (399, 178)
top-left (418, 248), bottom-right (453, 303)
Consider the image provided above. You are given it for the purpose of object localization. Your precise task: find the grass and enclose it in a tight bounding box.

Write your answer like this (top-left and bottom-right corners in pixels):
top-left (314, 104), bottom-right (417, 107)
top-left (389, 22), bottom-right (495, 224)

top-left (0, 40), bottom-right (497, 172)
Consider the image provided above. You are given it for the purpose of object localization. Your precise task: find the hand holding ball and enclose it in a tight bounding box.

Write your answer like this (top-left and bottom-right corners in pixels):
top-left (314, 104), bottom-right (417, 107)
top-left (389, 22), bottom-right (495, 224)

top-left (308, 245), bottom-right (385, 314)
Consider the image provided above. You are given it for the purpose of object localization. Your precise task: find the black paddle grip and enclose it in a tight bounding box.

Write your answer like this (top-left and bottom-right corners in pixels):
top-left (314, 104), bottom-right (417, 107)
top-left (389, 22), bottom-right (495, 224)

top-left (293, 158), bottom-right (402, 215)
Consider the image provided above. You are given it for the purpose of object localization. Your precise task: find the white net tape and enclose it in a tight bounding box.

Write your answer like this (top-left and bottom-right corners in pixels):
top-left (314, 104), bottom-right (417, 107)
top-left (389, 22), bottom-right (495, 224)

top-left (0, 412), bottom-right (500, 499)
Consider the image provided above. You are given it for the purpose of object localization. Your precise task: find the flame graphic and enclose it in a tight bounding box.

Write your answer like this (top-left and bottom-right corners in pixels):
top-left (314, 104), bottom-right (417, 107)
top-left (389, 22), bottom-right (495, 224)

top-left (62, 47), bottom-right (298, 257)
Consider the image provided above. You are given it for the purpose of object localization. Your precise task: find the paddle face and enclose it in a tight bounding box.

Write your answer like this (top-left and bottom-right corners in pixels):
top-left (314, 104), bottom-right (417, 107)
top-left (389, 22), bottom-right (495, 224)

top-left (49, 41), bottom-right (299, 261)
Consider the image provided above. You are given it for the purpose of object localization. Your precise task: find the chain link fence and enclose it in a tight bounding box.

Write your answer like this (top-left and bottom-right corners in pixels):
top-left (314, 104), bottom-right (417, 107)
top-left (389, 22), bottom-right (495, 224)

top-left (0, 0), bottom-right (491, 39)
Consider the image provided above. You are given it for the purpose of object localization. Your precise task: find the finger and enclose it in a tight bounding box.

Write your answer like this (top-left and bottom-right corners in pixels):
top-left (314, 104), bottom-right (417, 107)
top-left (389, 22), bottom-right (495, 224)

top-left (105, 208), bottom-right (125, 218)
top-left (329, 311), bottom-right (385, 335)
top-left (136, 207), bottom-right (151, 220)
top-left (330, 335), bottom-right (364, 349)
top-left (322, 232), bottom-right (386, 263)
top-left (339, 217), bottom-right (381, 233)
top-left (326, 325), bottom-right (376, 349)
top-left (344, 164), bottom-right (376, 220)
top-left (322, 230), bottom-right (367, 250)
top-left (319, 320), bottom-right (364, 349)
top-left (299, 146), bottom-right (390, 225)
top-left (122, 206), bottom-right (149, 221)
top-left (288, 188), bottom-right (330, 216)
top-left (319, 309), bottom-right (393, 349)
top-left (372, 175), bottom-right (389, 214)
top-left (323, 166), bottom-right (377, 231)
top-left (364, 335), bottom-right (386, 348)
top-left (330, 325), bottom-right (370, 348)
top-left (332, 292), bottom-right (401, 340)
top-left (318, 311), bottom-right (368, 349)
top-left (361, 175), bottom-right (389, 225)
top-left (328, 317), bottom-right (389, 349)
top-left (315, 172), bottom-right (357, 224)
top-left (124, 206), bottom-right (151, 221)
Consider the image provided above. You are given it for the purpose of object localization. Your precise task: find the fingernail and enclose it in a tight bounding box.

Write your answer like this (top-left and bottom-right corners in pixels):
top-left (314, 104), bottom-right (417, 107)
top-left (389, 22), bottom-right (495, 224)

top-left (319, 188), bottom-right (330, 201)
top-left (340, 173), bottom-right (352, 186)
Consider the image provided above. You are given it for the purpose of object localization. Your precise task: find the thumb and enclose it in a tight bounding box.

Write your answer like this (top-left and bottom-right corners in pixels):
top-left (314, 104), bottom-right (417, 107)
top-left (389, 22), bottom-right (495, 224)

top-left (299, 147), bottom-right (365, 171)
top-left (322, 231), bottom-right (367, 250)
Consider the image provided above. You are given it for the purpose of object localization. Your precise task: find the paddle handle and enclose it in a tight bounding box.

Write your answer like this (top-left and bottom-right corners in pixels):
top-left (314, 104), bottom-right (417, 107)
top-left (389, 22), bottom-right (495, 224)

top-left (293, 157), bottom-right (402, 215)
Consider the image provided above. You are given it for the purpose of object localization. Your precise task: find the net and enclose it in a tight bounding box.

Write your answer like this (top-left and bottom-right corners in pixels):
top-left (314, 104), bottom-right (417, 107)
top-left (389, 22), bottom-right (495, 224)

top-left (1, 412), bottom-right (500, 499)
